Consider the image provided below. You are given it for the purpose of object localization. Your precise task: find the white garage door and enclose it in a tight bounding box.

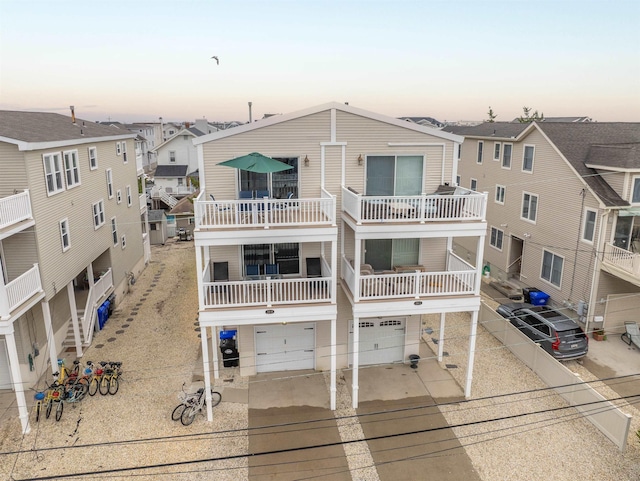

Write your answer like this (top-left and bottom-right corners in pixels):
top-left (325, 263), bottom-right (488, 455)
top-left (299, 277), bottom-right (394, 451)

top-left (0, 339), bottom-right (12, 389)
top-left (349, 318), bottom-right (406, 366)
top-left (255, 323), bottom-right (315, 372)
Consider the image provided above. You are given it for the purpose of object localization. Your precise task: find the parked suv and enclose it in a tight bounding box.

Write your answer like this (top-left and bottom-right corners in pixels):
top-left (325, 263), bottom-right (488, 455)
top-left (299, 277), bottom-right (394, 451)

top-left (496, 303), bottom-right (588, 360)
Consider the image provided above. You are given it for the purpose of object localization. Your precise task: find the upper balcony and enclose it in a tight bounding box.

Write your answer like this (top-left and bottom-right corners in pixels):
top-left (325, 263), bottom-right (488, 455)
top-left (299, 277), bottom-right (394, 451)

top-left (194, 189), bottom-right (337, 235)
top-left (602, 242), bottom-right (640, 287)
top-left (341, 250), bottom-right (478, 303)
top-left (342, 186), bottom-right (487, 226)
top-left (0, 190), bottom-right (35, 240)
top-left (0, 264), bottom-right (44, 322)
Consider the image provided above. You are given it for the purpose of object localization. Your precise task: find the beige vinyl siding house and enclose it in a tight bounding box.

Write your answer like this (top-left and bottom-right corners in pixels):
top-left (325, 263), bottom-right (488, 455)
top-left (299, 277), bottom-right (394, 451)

top-left (0, 111), bottom-right (149, 433)
top-left (449, 121), bottom-right (640, 342)
top-left (192, 102), bottom-right (487, 418)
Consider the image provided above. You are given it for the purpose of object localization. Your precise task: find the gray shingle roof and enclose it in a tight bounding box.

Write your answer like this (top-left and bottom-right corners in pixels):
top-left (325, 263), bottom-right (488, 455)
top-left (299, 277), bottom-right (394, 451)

top-left (585, 143), bottom-right (640, 170)
top-left (148, 210), bottom-right (166, 222)
top-left (186, 127), bottom-right (205, 136)
top-left (154, 165), bottom-right (188, 177)
top-left (0, 111), bottom-right (129, 143)
top-left (443, 122), bottom-right (528, 138)
top-left (537, 123), bottom-right (640, 207)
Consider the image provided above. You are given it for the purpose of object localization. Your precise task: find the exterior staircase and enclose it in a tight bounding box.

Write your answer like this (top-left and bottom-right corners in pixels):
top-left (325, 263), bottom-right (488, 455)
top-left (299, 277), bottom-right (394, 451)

top-left (159, 190), bottom-right (178, 208)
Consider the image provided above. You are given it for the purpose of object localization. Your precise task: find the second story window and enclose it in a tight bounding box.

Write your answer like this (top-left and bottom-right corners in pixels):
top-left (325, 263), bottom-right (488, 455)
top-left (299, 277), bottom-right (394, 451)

top-left (64, 150), bottom-right (81, 188)
top-left (88, 147), bottom-right (98, 170)
top-left (93, 200), bottom-right (105, 229)
top-left (59, 218), bottom-right (70, 252)
top-left (522, 145), bottom-right (535, 172)
top-left (116, 142), bottom-right (122, 156)
top-left (490, 226), bottom-right (504, 250)
top-left (477, 141), bottom-right (484, 164)
top-left (126, 185), bottom-right (132, 206)
top-left (111, 217), bottom-right (118, 245)
top-left (582, 209), bottom-right (597, 243)
top-left (169, 151), bottom-right (176, 163)
top-left (116, 189), bottom-right (122, 204)
top-left (502, 143), bottom-right (512, 169)
top-left (122, 141), bottom-right (128, 163)
top-left (470, 178), bottom-right (477, 191)
top-left (521, 192), bottom-right (538, 223)
top-left (43, 152), bottom-right (65, 195)
top-left (495, 185), bottom-right (506, 204)
top-left (493, 142), bottom-right (501, 161)
top-left (106, 169), bottom-right (114, 199)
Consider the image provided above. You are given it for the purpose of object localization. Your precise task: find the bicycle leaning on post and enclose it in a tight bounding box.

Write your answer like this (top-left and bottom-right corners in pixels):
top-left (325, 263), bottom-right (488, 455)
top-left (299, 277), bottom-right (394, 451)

top-left (180, 385), bottom-right (222, 426)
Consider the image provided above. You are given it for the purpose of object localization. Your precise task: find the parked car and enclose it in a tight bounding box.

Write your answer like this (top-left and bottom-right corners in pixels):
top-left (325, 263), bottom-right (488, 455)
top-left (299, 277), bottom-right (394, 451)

top-left (496, 303), bottom-right (588, 360)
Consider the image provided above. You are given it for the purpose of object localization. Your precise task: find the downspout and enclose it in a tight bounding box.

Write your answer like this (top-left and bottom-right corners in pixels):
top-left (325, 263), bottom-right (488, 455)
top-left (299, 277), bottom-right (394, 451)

top-left (585, 209), bottom-right (608, 336)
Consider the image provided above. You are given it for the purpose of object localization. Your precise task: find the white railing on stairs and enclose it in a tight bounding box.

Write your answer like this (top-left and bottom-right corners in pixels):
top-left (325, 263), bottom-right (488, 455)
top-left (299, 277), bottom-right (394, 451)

top-left (81, 268), bottom-right (113, 344)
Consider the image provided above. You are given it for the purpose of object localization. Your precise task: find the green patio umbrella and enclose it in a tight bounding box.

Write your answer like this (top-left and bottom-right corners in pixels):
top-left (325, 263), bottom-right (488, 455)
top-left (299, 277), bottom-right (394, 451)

top-left (217, 152), bottom-right (294, 173)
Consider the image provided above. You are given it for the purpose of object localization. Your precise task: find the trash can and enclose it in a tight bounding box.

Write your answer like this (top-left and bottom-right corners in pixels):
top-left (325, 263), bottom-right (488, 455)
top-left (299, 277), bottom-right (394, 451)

top-left (219, 330), bottom-right (239, 367)
top-left (107, 293), bottom-right (116, 316)
top-left (523, 287), bottom-right (541, 304)
top-left (529, 290), bottom-right (550, 306)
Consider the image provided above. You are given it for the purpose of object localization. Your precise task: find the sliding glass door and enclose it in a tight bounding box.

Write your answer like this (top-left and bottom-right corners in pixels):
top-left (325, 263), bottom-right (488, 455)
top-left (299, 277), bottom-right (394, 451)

top-left (239, 157), bottom-right (299, 199)
top-left (366, 155), bottom-right (423, 196)
top-left (243, 243), bottom-right (300, 275)
top-left (364, 238), bottom-right (419, 271)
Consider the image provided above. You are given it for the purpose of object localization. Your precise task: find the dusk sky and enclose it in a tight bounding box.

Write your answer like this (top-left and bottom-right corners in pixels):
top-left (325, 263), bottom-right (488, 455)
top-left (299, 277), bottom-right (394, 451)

top-left (1, 0), bottom-right (638, 124)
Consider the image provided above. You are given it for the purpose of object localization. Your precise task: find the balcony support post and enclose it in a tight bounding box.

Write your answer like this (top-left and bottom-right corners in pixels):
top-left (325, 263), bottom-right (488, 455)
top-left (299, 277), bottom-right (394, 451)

top-left (464, 309), bottom-right (479, 398)
top-left (351, 316), bottom-right (360, 409)
top-left (201, 325), bottom-right (213, 422)
top-left (474, 235), bottom-right (485, 295)
top-left (41, 300), bottom-right (57, 377)
top-left (438, 313), bottom-right (446, 362)
top-left (3, 327), bottom-right (30, 434)
top-left (330, 317), bottom-right (336, 410)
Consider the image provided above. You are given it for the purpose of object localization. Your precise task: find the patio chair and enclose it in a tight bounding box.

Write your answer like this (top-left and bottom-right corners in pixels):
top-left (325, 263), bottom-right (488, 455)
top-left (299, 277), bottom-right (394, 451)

top-left (255, 190), bottom-right (270, 199)
top-left (306, 257), bottom-right (322, 278)
top-left (209, 194), bottom-right (230, 212)
top-left (265, 263), bottom-right (279, 277)
top-left (245, 264), bottom-right (261, 280)
top-left (621, 321), bottom-right (640, 349)
top-left (238, 190), bottom-right (253, 222)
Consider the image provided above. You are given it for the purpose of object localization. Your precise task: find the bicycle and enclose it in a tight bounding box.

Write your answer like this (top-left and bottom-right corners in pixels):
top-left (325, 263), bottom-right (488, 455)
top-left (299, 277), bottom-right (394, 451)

top-left (43, 377), bottom-right (65, 421)
top-left (33, 390), bottom-right (46, 422)
top-left (98, 361), bottom-right (112, 395)
top-left (88, 361), bottom-right (103, 396)
top-left (180, 386), bottom-right (221, 426)
top-left (108, 361), bottom-right (122, 395)
top-left (171, 383), bottom-right (205, 421)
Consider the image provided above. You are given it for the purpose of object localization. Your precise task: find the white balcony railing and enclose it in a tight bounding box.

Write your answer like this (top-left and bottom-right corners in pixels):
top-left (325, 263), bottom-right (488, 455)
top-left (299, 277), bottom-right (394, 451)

top-left (342, 251), bottom-right (477, 301)
top-left (195, 189), bottom-right (336, 229)
top-left (202, 277), bottom-right (332, 309)
top-left (342, 186), bottom-right (487, 224)
top-left (603, 242), bottom-right (640, 278)
top-left (139, 193), bottom-right (147, 211)
top-left (1, 264), bottom-right (42, 318)
top-left (0, 190), bottom-right (33, 230)
top-left (82, 268), bottom-right (113, 343)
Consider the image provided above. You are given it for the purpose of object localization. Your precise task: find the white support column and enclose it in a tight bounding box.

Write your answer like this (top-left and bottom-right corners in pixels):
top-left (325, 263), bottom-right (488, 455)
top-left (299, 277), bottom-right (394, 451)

top-left (351, 316), bottom-right (359, 409)
top-left (438, 312), bottom-right (446, 362)
top-left (195, 246), bottom-right (204, 309)
top-left (4, 328), bottom-right (30, 434)
top-left (210, 327), bottom-right (219, 380)
top-left (464, 310), bottom-right (479, 398)
top-left (331, 240), bottom-right (338, 305)
top-left (201, 325), bottom-right (213, 421)
top-left (474, 235), bottom-right (486, 294)
top-left (41, 301), bottom-right (57, 375)
top-left (0, 274), bottom-right (10, 319)
top-left (354, 238), bottom-right (362, 302)
top-left (67, 282), bottom-right (83, 358)
top-left (86, 264), bottom-right (95, 290)
top-left (330, 317), bottom-right (337, 410)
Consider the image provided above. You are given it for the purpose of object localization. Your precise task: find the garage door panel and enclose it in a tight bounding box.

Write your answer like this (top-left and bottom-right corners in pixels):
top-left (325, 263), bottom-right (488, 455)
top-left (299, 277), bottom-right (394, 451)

top-left (255, 323), bottom-right (315, 372)
top-left (350, 318), bottom-right (405, 366)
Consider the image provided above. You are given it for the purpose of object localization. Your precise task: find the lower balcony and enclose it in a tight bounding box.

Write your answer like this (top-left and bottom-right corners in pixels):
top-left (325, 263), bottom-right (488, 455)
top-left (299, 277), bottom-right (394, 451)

top-left (342, 251), bottom-right (478, 301)
top-left (0, 264), bottom-right (43, 321)
top-left (0, 190), bottom-right (34, 239)
top-left (602, 242), bottom-right (640, 285)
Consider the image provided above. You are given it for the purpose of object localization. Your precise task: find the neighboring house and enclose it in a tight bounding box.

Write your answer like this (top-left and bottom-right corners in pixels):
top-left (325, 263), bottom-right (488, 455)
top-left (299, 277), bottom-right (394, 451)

top-left (169, 193), bottom-right (196, 231)
top-left (191, 102), bottom-right (487, 419)
top-left (447, 121), bottom-right (640, 339)
top-left (148, 210), bottom-right (168, 245)
top-left (0, 111), bottom-right (150, 433)
top-left (398, 116), bottom-right (445, 128)
top-left (193, 119), bottom-right (220, 136)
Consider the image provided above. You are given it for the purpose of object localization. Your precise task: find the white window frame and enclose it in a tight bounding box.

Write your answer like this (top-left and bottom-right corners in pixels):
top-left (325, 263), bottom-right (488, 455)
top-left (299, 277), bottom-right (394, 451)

top-left (59, 218), bottom-right (70, 252)
top-left (116, 142), bottom-right (122, 156)
top-left (121, 141), bottom-right (128, 163)
top-left (43, 152), bottom-right (65, 195)
top-left (493, 142), bottom-right (501, 161)
top-left (111, 217), bottom-right (118, 246)
top-left (121, 234), bottom-right (127, 249)
top-left (490, 226), bottom-right (504, 251)
top-left (470, 178), bottom-right (477, 191)
top-left (521, 191), bottom-right (538, 223)
top-left (169, 151), bottom-right (176, 163)
top-left (456, 175), bottom-right (461, 186)
top-left (106, 169), bottom-right (114, 199)
top-left (541, 249), bottom-right (564, 288)
top-left (476, 141), bottom-right (484, 164)
top-left (495, 184), bottom-right (506, 205)
top-left (88, 146), bottom-right (98, 170)
top-left (502, 143), bottom-right (513, 169)
top-left (582, 208), bottom-right (597, 243)
top-left (116, 189), bottom-right (122, 204)
top-left (63, 150), bottom-right (81, 189)
top-left (632, 176), bottom-right (640, 204)
top-left (522, 145), bottom-right (535, 173)
top-left (126, 185), bottom-right (132, 206)
top-left (92, 200), bottom-right (105, 229)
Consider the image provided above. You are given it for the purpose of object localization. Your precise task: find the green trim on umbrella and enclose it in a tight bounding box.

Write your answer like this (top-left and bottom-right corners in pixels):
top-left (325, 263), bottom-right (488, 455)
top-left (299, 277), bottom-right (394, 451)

top-left (217, 152), bottom-right (294, 173)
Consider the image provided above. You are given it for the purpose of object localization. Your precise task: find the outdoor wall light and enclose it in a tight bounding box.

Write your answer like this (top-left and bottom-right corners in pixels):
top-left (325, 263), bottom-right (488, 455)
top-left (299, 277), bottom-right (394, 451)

top-left (357, 154), bottom-right (363, 165)
top-left (304, 155), bottom-right (309, 166)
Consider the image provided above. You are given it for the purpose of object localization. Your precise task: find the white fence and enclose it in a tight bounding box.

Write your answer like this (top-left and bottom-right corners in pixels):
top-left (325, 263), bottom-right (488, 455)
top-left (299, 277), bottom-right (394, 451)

top-left (481, 302), bottom-right (632, 451)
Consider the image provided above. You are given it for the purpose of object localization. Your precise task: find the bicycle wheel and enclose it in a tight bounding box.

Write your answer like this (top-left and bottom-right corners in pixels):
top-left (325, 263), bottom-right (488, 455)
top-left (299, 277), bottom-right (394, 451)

top-left (88, 377), bottom-right (99, 396)
top-left (108, 376), bottom-right (119, 395)
top-left (99, 375), bottom-right (110, 395)
top-left (45, 399), bottom-right (53, 419)
top-left (180, 406), bottom-right (197, 426)
top-left (55, 401), bottom-right (63, 421)
top-left (210, 391), bottom-right (222, 407)
top-left (73, 383), bottom-right (87, 402)
top-left (171, 404), bottom-right (186, 421)
top-left (35, 402), bottom-right (41, 422)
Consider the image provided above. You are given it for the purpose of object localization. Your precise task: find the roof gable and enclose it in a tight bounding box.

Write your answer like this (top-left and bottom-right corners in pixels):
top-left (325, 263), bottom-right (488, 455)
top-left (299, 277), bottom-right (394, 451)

top-left (154, 165), bottom-right (188, 177)
top-left (194, 102), bottom-right (463, 145)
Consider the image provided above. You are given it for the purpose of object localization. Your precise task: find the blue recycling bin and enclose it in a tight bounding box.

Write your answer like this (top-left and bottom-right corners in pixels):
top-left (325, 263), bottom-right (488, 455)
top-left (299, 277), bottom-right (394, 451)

top-left (529, 290), bottom-right (550, 306)
top-left (97, 304), bottom-right (108, 329)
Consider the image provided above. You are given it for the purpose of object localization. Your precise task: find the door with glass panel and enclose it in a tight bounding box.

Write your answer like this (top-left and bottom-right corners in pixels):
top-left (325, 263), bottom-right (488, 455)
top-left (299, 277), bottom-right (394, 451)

top-left (239, 157), bottom-right (299, 199)
top-left (243, 243), bottom-right (300, 276)
top-left (364, 238), bottom-right (419, 271)
top-left (365, 155), bottom-right (423, 196)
